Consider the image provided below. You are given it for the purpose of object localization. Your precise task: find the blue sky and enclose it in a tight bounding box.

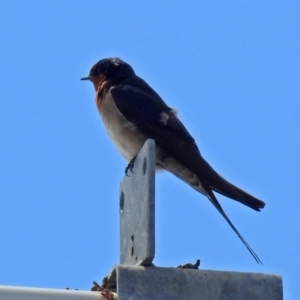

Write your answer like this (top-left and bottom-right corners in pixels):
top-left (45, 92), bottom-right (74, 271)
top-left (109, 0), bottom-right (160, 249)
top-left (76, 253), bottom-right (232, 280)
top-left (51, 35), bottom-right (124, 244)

top-left (0, 1), bottom-right (299, 298)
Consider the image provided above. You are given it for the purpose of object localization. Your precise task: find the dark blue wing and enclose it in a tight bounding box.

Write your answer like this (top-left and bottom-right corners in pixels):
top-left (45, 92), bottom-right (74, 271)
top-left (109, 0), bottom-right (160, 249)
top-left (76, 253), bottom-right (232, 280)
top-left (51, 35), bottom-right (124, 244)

top-left (110, 83), bottom-right (265, 212)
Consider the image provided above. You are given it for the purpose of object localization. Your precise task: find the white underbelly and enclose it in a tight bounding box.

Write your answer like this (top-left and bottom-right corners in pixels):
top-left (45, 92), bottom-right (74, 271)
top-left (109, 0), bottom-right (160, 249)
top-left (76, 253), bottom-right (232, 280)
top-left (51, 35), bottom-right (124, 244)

top-left (99, 98), bottom-right (148, 161)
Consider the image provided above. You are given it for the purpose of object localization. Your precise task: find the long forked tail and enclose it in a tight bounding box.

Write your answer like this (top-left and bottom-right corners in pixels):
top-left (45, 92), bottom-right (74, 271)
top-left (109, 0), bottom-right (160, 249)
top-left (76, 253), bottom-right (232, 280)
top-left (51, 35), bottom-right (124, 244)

top-left (204, 186), bottom-right (262, 264)
top-left (198, 157), bottom-right (266, 211)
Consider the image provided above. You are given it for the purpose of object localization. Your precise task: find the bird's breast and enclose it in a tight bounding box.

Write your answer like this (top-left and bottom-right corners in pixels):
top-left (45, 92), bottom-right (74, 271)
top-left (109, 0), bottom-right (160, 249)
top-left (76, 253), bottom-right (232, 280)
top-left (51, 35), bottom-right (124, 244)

top-left (96, 91), bottom-right (148, 161)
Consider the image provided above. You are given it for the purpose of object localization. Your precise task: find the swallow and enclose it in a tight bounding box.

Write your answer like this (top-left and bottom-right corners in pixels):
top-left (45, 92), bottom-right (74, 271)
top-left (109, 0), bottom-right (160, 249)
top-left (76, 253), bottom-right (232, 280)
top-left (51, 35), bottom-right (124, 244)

top-left (81, 57), bottom-right (265, 263)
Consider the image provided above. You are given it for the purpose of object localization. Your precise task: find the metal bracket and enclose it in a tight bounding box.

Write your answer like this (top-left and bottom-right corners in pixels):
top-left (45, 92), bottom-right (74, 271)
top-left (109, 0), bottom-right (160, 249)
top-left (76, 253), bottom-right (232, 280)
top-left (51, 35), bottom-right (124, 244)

top-left (119, 139), bottom-right (155, 266)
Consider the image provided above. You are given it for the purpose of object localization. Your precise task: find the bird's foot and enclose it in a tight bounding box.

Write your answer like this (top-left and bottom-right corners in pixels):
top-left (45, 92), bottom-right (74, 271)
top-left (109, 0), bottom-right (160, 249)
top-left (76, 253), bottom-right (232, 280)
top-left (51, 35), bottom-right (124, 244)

top-left (125, 155), bottom-right (137, 176)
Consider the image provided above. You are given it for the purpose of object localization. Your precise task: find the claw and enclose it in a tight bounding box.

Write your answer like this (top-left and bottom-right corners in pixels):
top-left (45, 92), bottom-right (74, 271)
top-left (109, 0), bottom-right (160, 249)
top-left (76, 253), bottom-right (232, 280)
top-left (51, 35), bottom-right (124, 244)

top-left (125, 155), bottom-right (137, 176)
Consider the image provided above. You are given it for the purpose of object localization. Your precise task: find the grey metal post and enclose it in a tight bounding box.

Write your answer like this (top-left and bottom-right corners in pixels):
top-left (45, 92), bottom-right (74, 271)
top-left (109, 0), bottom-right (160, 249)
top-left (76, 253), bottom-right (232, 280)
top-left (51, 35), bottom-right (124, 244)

top-left (119, 139), bottom-right (155, 266)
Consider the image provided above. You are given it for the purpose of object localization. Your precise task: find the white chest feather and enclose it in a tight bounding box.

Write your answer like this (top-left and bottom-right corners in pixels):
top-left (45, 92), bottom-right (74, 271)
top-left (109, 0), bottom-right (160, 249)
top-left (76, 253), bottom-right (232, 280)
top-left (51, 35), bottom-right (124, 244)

top-left (97, 96), bottom-right (147, 161)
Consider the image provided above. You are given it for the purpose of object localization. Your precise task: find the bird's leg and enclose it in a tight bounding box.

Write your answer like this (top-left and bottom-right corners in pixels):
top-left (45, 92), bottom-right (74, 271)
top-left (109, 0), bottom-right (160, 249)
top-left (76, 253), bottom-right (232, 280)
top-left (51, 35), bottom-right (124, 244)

top-left (125, 155), bottom-right (137, 176)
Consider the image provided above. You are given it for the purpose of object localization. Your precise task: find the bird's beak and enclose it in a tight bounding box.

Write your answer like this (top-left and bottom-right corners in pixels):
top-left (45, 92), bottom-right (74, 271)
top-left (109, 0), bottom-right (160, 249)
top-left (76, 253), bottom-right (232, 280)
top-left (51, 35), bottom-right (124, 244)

top-left (80, 76), bottom-right (91, 81)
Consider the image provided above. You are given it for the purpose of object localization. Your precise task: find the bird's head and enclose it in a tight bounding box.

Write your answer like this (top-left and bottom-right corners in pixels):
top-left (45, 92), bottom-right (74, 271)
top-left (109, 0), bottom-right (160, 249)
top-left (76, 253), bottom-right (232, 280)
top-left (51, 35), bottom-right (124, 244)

top-left (81, 57), bottom-right (135, 91)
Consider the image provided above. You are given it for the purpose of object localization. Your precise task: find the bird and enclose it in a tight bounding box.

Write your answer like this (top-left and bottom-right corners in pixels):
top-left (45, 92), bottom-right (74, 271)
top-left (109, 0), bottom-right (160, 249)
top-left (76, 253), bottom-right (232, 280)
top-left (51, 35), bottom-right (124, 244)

top-left (81, 57), bottom-right (265, 263)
